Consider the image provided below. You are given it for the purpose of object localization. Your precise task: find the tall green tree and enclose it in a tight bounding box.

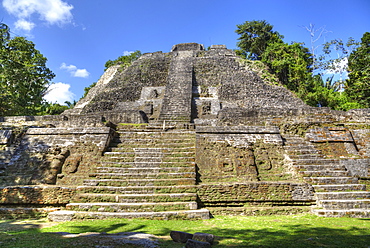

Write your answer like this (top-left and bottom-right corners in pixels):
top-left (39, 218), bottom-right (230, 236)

top-left (261, 42), bottom-right (313, 94)
top-left (346, 32), bottom-right (370, 108)
top-left (236, 20), bottom-right (313, 97)
top-left (0, 23), bottom-right (55, 116)
top-left (235, 20), bottom-right (284, 60)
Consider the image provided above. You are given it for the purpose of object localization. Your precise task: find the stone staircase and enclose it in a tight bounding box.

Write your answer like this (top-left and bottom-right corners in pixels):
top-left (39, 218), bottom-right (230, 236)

top-left (284, 135), bottom-right (370, 218)
top-left (158, 52), bottom-right (194, 123)
top-left (49, 126), bottom-right (209, 221)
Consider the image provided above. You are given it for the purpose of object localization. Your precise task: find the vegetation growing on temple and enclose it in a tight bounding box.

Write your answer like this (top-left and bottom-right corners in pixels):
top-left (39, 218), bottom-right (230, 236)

top-left (235, 20), bottom-right (367, 111)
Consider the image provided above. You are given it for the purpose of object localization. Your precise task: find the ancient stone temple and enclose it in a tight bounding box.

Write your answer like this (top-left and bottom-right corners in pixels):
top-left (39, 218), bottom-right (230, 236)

top-left (0, 43), bottom-right (369, 220)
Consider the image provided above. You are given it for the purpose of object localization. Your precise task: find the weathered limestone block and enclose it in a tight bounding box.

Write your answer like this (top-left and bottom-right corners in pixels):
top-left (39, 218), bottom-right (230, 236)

top-left (170, 231), bottom-right (194, 243)
top-left (340, 159), bottom-right (370, 177)
top-left (193, 233), bottom-right (215, 244)
top-left (43, 148), bottom-right (70, 184)
top-left (62, 154), bottom-right (83, 174)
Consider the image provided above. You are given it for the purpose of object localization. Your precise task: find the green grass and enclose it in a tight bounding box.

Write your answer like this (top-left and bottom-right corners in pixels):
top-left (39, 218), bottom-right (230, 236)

top-left (0, 214), bottom-right (369, 247)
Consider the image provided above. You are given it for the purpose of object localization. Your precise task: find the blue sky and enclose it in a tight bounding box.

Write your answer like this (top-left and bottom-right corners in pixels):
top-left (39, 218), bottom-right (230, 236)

top-left (1, 0), bottom-right (369, 104)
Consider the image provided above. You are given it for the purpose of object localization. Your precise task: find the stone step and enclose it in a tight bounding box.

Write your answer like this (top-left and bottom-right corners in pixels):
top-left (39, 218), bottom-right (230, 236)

top-left (72, 193), bottom-right (197, 203)
top-left (76, 185), bottom-right (197, 194)
top-left (292, 159), bottom-right (339, 165)
top-left (112, 138), bottom-right (194, 144)
top-left (304, 177), bottom-right (359, 185)
top-left (288, 154), bottom-right (323, 159)
top-left (111, 143), bottom-right (195, 149)
top-left (83, 178), bottom-right (196, 187)
top-left (101, 156), bottom-right (195, 163)
top-left (48, 209), bottom-right (210, 222)
top-left (107, 147), bottom-right (195, 153)
top-left (94, 166), bottom-right (195, 174)
top-left (299, 170), bottom-right (350, 177)
top-left (116, 131), bottom-right (195, 136)
top-left (89, 172), bottom-right (196, 179)
top-left (103, 151), bottom-right (137, 157)
top-left (313, 184), bottom-right (367, 192)
top-left (99, 161), bottom-right (194, 168)
top-left (317, 199), bottom-right (370, 209)
top-left (311, 208), bottom-right (370, 218)
top-left (315, 191), bottom-right (370, 200)
top-left (104, 150), bottom-right (195, 155)
top-left (286, 149), bottom-right (320, 155)
top-left (284, 136), bottom-right (313, 142)
top-left (66, 201), bottom-right (198, 212)
top-left (294, 164), bottom-right (346, 171)
top-left (284, 144), bottom-right (316, 149)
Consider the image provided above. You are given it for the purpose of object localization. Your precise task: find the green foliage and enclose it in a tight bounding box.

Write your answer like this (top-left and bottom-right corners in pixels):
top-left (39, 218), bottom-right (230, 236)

top-left (0, 23), bottom-right (55, 116)
top-left (236, 20), bottom-right (315, 103)
top-left (104, 50), bottom-right (142, 71)
top-left (303, 75), bottom-right (361, 111)
top-left (346, 32), bottom-right (370, 108)
top-left (235, 20), bottom-right (284, 60)
top-left (236, 20), bottom-right (369, 110)
top-left (36, 102), bottom-right (69, 115)
top-left (261, 42), bottom-right (313, 93)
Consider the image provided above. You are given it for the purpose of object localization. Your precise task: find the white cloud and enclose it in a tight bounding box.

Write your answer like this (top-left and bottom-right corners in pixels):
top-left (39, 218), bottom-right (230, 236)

top-left (74, 69), bottom-right (89, 78)
top-left (60, 63), bottom-right (90, 78)
top-left (60, 63), bottom-right (76, 71)
top-left (44, 82), bottom-right (75, 104)
top-left (14, 19), bottom-right (35, 31)
top-left (2, 0), bottom-right (74, 31)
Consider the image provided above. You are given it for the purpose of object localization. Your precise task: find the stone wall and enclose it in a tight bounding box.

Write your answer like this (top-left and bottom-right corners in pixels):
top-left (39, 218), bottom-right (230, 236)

top-left (0, 125), bottom-right (114, 186)
top-left (0, 185), bottom-right (76, 205)
top-left (195, 126), bottom-right (295, 183)
top-left (197, 182), bottom-right (315, 207)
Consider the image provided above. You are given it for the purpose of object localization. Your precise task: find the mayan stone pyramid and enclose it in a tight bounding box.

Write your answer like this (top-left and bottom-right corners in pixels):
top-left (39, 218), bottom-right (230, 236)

top-left (0, 43), bottom-right (369, 220)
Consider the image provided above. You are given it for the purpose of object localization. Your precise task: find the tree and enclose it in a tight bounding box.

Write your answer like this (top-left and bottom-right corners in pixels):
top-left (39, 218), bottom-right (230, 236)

top-left (236, 20), bottom-right (314, 99)
top-left (236, 20), bottom-right (284, 60)
top-left (304, 74), bottom-right (361, 110)
top-left (261, 42), bottom-right (313, 94)
top-left (104, 50), bottom-right (142, 70)
top-left (0, 23), bottom-right (55, 116)
top-left (36, 102), bottom-right (69, 115)
top-left (346, 32), bottom-right (370, 107)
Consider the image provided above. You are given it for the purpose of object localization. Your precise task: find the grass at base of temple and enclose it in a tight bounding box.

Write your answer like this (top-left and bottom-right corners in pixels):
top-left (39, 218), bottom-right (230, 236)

top-left (0, 214), bottom-right (369, 247)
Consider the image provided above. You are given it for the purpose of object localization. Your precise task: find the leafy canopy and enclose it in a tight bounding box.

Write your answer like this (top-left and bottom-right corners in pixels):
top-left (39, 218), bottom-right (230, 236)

top-left (346, 32), bottom-right (370, 108)
top-left (0, 23), bottom-right (55, 116)
top-left (236, 20), bottom-right (284, 60)
top-left (235, 20), bottom-right (367, 110)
